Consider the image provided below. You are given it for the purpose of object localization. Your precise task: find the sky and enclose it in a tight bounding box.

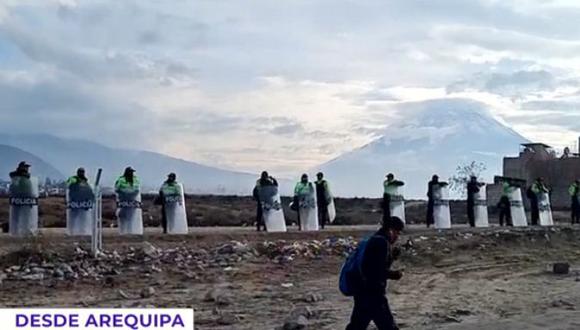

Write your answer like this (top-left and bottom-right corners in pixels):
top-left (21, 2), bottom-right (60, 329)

top-left (1, 0), bottom-right (580, 176)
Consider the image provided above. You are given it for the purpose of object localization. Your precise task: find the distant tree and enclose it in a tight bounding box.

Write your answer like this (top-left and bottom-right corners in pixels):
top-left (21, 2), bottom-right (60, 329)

top-left (45, 177), bottom-right (52, 187)
top-left (449, 161), bottom-right (487, 198)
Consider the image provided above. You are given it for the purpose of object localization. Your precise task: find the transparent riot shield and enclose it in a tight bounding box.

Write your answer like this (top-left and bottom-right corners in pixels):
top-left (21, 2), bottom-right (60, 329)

top-left (509, 188), bottom-right (527, 227)
top-left (298, 184), bottom-right (319, 231)
top-left (538, 192), bottom-right (554, 226)
top-left (66, 182), bottom-right (95, 236)
top-left (474, 184), bottom-right (489, 228)
top-left (389, 186), bottom-right (406, 224)
top-left (116, 190), bottom-right (143, 235)
top-left (328, 199), bottom-right (337, 223)
top-left (163, 183), bottom-right (188, 234)
top-left (9, 176), bottom-right (39, 237)
top-left (433, 184), bottom-right (451, 229)
top-left (258, 185), bottom-right (287, 232)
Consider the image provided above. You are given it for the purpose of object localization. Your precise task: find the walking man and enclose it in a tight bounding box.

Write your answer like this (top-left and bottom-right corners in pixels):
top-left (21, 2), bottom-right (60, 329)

top-left (345, 217), bottom-right (404, 330)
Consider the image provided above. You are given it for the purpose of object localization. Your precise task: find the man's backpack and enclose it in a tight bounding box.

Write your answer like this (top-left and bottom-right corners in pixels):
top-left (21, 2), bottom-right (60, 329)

top-left (339, 237), bottom-right (371, 296)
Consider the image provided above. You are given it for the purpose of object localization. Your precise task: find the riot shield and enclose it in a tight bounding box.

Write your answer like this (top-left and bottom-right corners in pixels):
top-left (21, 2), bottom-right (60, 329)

top-left (298, 184), bottom-right (319, 231)
top-left (258, 185), bottom-right (287, 232)
top-left (163, 183), bottom-right (188, 234)
top-left (66, 182), bottom-right (95, 236)
top-left (509, 188), bottom-right (527, 227)
top-left (538, 192), bottom-right (553, 226)
top-left (474, 184), bottom-right (489, 228)
top-left (433, 184), bottom-right (451, 229)
top-left (116, 190), bottom-right (143, 235)
top-left (9, 176), bottom-right (39, 237)
top-left (328, 199), bottom-right (336, 223)
top-left (389, 186), bottom-right (406, 224)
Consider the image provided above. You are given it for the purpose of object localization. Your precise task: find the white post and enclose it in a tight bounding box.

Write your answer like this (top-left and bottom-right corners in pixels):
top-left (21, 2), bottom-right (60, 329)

top-left (92, 169), bottom-right (103, 257)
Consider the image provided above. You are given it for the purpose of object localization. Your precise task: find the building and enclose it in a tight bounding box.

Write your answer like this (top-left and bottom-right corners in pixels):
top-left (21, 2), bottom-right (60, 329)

top-left (487, 142), bottom-right (580, 209)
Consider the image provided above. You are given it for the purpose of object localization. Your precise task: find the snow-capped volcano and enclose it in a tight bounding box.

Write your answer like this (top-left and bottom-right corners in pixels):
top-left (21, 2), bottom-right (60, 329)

top-left (315, 99), bottom-right (528, 198)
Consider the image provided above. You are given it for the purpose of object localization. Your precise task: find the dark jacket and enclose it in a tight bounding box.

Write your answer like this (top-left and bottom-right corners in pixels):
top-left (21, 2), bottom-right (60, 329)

top-left (9, 170), bottom-right (30, 179)
top-left (252, 177), bottom-right (278, 201)
top-left (360, 229), bottom-right (396, 296)
top-left (315, 179), bottom-right (329, 207)
top-left (466, 181), bottom-right (480, 203)
top-left (427, 181), bottom-right (439, 204)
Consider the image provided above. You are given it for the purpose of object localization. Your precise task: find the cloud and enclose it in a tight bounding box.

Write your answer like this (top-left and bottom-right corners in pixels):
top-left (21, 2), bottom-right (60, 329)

top-left (2, 0), bottom-right (580, 175)
top-left (447, 70), bottom-right (561, 98)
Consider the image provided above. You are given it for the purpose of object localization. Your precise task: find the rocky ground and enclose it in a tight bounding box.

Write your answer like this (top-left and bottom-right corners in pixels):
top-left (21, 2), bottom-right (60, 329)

top-left (1, 225), bottom-right (580, 329)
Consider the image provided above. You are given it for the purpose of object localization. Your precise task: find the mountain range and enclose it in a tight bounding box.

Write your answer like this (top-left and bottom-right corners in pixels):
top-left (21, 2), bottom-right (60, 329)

top-left (0, 99), bottom-right (529, 197)
top-left (0, 134), bottom-right (262, 194)
top-left (314, 99), bottom-right (529, 198)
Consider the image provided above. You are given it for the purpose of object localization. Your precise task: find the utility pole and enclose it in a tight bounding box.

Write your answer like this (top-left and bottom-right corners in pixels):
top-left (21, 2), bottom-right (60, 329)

top-left (92, 168), bottom-right (103, 257)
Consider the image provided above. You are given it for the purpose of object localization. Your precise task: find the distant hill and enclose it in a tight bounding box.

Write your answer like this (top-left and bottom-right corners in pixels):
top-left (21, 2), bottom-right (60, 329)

top-left (314, 99), bottom-right (529, 198)
top-left (0, 134), bottom-right (268, 194)
top-left (0, 144), bottom-right (64, 181)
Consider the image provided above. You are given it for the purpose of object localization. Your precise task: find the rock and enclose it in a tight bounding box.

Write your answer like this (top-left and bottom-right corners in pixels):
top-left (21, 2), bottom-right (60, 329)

top-left (21, 273), bottom-right (44, 281)
top-left (217, 312), bottom-right (239, 325)
top-left (204, 288), bottom-right (233, 306)
top-left (444, 315), bottom-right (461, 323)
top-left (551, 299), bottom-right (576, 309)
top-left (283, 315), bottom-right (308, 330)
top-left (140, 287), bottom-right (156, 299)
top-left (452, 308), bottom-right (471, 316)
top-left (289, 306), bottom-right (313, 319)
top-left (304, 293), bottom-right (323, 303)
top-left (53, 269), bottom-right (65, 279)
top-left (57, 263), bottom-right (74, 275)
top-left (118, 290), bottom-right (130, 299)
top-left (142, 242), bottom-right (160, 259)
top-left (553, 263), bottom-right (570, 275)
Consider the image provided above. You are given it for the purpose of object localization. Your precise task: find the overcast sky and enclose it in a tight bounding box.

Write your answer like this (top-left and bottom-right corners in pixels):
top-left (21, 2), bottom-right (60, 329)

top-left (1, 0), bottom-right (580, 176)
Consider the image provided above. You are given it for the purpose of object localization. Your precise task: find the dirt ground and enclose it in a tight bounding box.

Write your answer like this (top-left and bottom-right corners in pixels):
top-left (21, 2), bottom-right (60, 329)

top-left (1, 224), bottom-right (580, 330)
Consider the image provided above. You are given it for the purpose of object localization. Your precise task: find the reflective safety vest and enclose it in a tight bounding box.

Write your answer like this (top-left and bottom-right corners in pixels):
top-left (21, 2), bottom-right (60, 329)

top-left (569, 183), bottom-right (579, 197)
top-left (502, 182), bottom-right (514, 197)
top-left (161, 182), bottom-right (181, 195)
top-left (294, 182), bottom-right (313, 196)
top-left (66, 176), bottom-right (89, 187)
top-left (383, 179), bottom-right (401, 196)
top-left (115, 175), bottom-right (140, 193)
top-left (531, 182), bottom-right (548, 195)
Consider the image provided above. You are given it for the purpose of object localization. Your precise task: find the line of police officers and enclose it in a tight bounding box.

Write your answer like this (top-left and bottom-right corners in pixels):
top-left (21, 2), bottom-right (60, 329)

top-left (9, 161), bottom-right (580, 230)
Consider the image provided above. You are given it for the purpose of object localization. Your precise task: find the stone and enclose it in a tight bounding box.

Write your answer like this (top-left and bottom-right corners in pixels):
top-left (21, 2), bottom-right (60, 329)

top-left (204, 288), bottom-right (233, 306)
top-left (217, 312), bottom-right (239, 325)
top-left (118, 290), bottom-right (131, 299)
top-left (304, 293), bottom-right (323, 303)
top-left (142, 242), bottom-right (161, 259)
top-left (283, 315), bottom-right (308, 330)
top-left (553, 263), bottom-right (570, 275)
top-left (289, 306), bottom-right (313, 319)
top-left (140, 287), bottom-right (156, 299)
top-left (53, 269), bottom-right (65, 279)
top-left (21, 273), bottom-right (44, 281)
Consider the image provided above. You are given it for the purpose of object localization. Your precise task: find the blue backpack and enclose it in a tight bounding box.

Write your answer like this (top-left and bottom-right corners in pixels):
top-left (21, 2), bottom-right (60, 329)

top-left (339, 237), bottom-right (371, 296)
